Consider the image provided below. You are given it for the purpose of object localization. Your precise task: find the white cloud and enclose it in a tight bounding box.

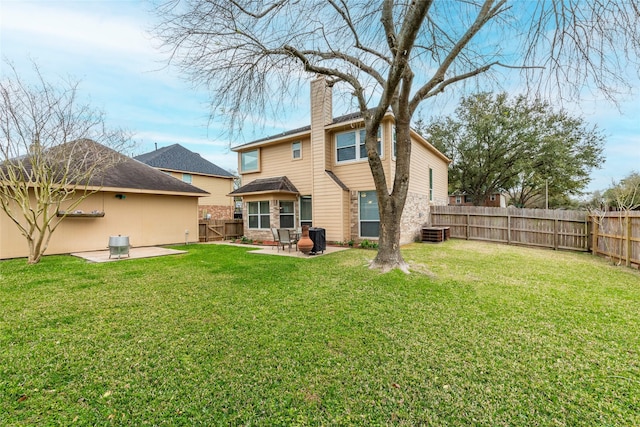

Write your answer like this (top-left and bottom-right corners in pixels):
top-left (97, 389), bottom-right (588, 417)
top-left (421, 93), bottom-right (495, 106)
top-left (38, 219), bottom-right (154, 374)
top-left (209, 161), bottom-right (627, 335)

top-left (2, 2), bottom-right (153, 60)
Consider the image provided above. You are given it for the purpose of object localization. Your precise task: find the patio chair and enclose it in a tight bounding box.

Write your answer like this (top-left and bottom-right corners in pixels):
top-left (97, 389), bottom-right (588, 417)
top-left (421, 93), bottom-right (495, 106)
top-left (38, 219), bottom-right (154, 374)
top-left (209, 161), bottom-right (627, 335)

top-left (271, 227), bottom-right (280, 250)
top-left (277, 228), bottom-right (298, 252)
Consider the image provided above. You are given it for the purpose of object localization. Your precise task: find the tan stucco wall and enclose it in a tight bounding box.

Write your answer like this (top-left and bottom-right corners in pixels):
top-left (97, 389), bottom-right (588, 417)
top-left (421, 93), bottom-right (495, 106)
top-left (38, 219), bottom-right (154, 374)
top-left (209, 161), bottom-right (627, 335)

top-left (0, 190), bottom-right (200, 260)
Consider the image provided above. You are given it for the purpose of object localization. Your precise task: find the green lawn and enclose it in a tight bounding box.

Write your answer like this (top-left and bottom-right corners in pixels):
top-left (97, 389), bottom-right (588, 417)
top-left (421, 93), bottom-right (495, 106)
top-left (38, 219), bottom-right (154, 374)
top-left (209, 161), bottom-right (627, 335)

top-left (1, 240), bottom-right (639, 426)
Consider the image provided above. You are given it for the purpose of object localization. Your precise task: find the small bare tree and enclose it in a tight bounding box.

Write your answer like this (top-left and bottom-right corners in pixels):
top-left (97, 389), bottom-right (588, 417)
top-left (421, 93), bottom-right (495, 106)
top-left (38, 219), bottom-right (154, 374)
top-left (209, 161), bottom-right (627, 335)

top-left (588, 173), bottom-right (640, 266)
top-left (608, 174), bottom-right (640, 266)
top-left (0, 61), bottom-right (131, 264)
top-left (154, 0), bottom-right (640, 272)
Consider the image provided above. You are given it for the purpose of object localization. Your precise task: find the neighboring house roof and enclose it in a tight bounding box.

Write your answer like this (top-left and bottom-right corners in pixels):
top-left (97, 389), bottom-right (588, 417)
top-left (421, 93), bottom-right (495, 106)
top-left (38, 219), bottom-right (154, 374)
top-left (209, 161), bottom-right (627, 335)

top-left (88, 141), bottom-right (210, 196)
top-left (229, 176), bottom-right (299, 196)
top-left (9, 139), bottom-right (209, 196)
top-left (135, 144), bottom-right (235, 178)
top-left (100, 158), bottom-right (209, 195)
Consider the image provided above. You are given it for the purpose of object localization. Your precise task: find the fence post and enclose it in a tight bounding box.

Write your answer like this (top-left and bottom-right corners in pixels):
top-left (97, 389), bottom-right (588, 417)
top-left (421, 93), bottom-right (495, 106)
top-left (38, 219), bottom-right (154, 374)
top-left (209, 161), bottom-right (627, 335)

top-left (591, 216), bottom-right (598, 257)
top-left (507, 213), bottom-right (511, 244)
top-left (626, 213), bottom-right (631, 267)
top-left (554, 218), bottom-right (559, 250)
top-left (466, 213), bottom-right (470, 240)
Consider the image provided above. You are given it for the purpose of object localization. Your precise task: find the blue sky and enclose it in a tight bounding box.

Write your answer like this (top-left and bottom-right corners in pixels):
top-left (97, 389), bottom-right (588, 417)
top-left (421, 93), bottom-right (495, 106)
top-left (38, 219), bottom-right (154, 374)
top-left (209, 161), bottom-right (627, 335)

top-left (1, 0), bottom-right (638, 193)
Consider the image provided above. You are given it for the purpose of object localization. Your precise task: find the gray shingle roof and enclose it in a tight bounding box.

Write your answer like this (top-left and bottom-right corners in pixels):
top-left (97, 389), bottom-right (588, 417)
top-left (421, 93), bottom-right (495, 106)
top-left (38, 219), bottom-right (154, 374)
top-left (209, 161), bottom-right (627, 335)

top-left (80, 141), bottom-right (208, 195)
top-left (4, 139), bottom-right (208, 195)
top-left (229, 176), bottom-right (299, 195)
top-left (135, 144), bottom-right (234, 178)
top-left (68, 140), bottom-right (209, 195)
top-left (232, 109), bottom-right (380, 150)
top-left (99, 157), bottom-right (209, 194)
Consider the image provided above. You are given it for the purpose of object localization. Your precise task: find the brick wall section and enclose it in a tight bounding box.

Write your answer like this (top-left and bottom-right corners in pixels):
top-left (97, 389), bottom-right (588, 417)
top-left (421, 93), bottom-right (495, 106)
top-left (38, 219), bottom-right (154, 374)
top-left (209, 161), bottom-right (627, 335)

top-left (199, 205), bottom-right (234, 220)
top-left (349, 191), bottom-right (359, 243)
top-left (400, 192), bottom-right (431, 244)
top-left (239, 201), bottom-right (277, 242)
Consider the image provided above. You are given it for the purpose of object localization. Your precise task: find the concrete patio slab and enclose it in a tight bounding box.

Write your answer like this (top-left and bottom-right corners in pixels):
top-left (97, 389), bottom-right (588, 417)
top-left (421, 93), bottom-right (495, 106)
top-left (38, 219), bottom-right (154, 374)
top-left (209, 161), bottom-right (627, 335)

top-left (71, 246), bottom-right (187, 263)
top-left (72, 242), bottom-right (349, 263)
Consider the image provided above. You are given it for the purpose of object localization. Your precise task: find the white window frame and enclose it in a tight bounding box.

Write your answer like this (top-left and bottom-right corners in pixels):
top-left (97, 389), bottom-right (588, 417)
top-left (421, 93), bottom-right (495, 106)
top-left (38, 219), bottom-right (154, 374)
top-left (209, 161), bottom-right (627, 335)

top-left (279, 200), bottom-right (295, 228)
top-left (247, 201), bottom-right (270, 229)
top-left (429, 168), bottom-right (433, 202)
top-left (299, 195), bottom-right (312, 227)
top-left (241, 149), bottom-right (259, 173)
top-left (358, 191), bottom-right (380, 238)
top-left (292, 141), bottom-right (301, 159)
top-left (336, 128), bottom-right (382, 164)
top-left (182, 173), bottom-right (192, 184)
top-left (392, 125), bottom-right (397, 159)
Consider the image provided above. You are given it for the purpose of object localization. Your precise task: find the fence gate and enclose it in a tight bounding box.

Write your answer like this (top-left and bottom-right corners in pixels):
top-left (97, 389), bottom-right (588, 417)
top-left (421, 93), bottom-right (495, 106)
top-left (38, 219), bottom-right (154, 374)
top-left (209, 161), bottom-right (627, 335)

top-left (199, 219), bottom-right (243, 242)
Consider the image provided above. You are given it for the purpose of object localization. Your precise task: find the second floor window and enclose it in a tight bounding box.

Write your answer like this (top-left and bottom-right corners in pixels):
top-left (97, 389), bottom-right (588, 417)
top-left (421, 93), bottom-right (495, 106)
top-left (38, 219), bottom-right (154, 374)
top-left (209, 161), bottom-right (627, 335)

top-left (182, 173), bottom-right (192, 184)
top-left (292, 141), bottom-right (301, 159)
top-left (241, 149), bottom-right (259, 172)
top-left (336, 128), bottom-right (381, 163)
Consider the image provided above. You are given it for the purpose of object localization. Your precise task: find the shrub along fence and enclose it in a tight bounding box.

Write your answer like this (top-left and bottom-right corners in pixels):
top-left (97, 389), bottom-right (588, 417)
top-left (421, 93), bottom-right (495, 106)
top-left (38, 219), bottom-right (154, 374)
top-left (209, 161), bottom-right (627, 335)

top-left (430, 206), bottom-right (640, 268)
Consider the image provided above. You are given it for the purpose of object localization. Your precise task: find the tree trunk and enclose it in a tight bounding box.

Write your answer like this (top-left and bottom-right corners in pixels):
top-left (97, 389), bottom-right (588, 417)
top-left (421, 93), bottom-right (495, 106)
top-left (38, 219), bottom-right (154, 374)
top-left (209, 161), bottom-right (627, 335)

top-left (370, 195), bottom-right (409, 273)
top-left (370, 115), bottom-right (412, 274)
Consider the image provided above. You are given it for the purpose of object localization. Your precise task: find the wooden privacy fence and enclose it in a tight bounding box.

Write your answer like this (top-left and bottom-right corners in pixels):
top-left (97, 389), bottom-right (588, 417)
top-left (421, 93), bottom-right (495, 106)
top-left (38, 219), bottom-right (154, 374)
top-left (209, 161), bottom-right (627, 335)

top-left (430, 206), bottom-right (589, 251)
top-left (431, 206), bottom-right (640, 267)
top-left (199, 219), bottom-right (243, 242)
top-left (591, 211), bottom-right (640, 268)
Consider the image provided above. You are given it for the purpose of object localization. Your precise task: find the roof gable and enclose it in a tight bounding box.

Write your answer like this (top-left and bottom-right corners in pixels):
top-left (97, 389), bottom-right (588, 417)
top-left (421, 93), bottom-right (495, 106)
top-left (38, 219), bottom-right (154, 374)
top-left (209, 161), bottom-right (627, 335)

top-left (135, 144), bottom-right (234, 177)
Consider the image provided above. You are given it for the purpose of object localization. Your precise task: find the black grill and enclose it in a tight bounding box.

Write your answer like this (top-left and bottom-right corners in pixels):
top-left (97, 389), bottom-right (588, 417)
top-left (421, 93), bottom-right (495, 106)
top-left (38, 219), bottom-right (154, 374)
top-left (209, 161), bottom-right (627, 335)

top-left (308, 227), bottom-right (326, 254)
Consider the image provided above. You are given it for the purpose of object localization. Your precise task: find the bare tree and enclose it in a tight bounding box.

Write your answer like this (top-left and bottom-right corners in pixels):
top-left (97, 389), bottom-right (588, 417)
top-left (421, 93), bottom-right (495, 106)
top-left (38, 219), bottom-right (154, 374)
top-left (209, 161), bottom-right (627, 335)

top-left (154, 0), bottom-right (640, 272)
top-left (587, 172), bottom-right (640, 267)
top-left (0, 61), bottom-right (131, 264)
top-left (607, 173), bottom-right (640, 267)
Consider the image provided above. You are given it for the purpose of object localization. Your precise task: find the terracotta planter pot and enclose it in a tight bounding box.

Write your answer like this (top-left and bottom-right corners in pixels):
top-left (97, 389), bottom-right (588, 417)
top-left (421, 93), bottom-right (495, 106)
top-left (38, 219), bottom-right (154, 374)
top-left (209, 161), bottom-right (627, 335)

top-left (298, 225), bottom-right (314, 254)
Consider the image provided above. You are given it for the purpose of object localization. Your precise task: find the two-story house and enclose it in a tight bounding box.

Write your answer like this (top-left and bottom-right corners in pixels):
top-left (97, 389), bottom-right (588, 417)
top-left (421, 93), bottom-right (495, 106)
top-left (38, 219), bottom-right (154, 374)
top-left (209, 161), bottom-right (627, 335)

top-left (135, 144), bottom-right (236, 219)
top-left (230, 77), bottom-right (450, 245)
